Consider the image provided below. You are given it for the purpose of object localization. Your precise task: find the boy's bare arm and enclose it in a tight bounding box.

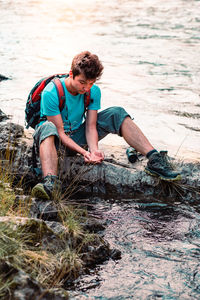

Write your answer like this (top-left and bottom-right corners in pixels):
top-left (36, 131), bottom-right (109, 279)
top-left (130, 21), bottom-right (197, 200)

top-left (85, 110), bottom-right (104, 163)
top-left (47, 114), bottom-right (88, 156)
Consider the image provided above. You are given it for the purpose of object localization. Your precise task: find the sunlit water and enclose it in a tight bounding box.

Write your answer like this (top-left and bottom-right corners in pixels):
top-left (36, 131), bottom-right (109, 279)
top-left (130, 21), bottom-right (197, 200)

top-left (0, 1), bottom-right (200, 299)
top-left (0, 0), bottom-right (199, 160)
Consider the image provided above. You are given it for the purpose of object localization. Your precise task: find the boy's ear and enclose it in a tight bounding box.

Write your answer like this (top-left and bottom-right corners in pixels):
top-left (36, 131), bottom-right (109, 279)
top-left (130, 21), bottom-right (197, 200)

top-left (69, 70), bottom-right (73, 78)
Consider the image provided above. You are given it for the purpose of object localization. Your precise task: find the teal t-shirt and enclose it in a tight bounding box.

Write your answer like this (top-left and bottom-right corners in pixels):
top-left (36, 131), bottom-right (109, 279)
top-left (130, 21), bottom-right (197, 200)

top-left (40, 78), bottom-right (101, 132)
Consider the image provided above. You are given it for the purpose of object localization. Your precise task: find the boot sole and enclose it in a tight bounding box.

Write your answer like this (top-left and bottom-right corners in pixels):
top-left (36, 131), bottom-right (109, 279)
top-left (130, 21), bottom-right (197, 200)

top-left (145, 168), bottom-right (182, 181)
top-left (31, 184), bottom-right (50, 200)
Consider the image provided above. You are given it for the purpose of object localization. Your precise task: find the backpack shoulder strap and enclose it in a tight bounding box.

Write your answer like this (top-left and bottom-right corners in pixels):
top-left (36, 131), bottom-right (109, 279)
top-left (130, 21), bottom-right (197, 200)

top-left (31, 76), bottom-right (55, 103)
top-left (52, 78), bottom-right (66, 111)
top-left (84, 90), bottom-right (91, 109)
top-left (81, 90), bottom-right (91, 120)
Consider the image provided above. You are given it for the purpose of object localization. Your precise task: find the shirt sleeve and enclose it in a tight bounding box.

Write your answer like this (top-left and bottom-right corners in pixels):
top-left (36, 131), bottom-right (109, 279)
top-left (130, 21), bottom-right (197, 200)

top-left (40, 82), bottom-right (60, 117)
top-left (88, 84), bottom-right (101, 110)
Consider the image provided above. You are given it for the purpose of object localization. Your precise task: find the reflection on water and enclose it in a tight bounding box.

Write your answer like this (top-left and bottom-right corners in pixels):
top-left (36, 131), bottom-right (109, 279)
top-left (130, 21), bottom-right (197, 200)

top-left (70, 197), bottom-right (200, 299)
top-left (0, 0), bottom-right (199, 160)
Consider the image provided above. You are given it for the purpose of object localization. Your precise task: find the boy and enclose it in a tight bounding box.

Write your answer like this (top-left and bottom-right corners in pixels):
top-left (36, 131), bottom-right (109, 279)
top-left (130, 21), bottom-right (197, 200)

top-left (32, 51), bottom-right (181, 200)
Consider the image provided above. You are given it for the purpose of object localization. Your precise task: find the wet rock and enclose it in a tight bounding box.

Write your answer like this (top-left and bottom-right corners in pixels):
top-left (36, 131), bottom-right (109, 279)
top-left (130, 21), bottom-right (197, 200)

top-left (78, 231), bottom-right (121, 267)
top-left (0, 109), bottom-right (9, 122)
top-left (81, 217), bottom-right (107, 233)
top-left (81, 243), bottom-right (113, 267)
top-left (0, 74), bottom-right (10, 81)
top-left (0, 260), bottom-right (68, 300)
top-left (109, 248), bottom-right (122, 260)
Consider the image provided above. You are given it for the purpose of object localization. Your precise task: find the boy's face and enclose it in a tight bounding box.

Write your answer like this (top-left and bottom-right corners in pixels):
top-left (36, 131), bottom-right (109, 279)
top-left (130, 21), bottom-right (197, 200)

top-left (70, 71), bottom-right (96, 94)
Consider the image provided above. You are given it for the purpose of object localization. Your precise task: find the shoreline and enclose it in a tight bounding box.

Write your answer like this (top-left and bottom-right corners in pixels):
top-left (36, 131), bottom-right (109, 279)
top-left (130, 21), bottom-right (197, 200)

top-left (24, 129), bottom-right (200, 165)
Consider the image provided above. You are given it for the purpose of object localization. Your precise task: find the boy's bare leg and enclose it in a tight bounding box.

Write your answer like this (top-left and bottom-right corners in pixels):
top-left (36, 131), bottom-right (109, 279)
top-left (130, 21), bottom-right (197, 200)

top-left (40, 136), bottom-right (58, 177)
top-left (32, 136), bottom-right (59, 200)
top-left (121, 117), bottom-right (154, 156)
top-left (121, 117), bottom-right (181, 181)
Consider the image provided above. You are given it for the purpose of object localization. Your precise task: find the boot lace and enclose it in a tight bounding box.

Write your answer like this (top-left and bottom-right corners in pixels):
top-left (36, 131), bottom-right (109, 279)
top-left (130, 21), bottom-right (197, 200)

top-left (43, 175), bottom-right (60, 192)
top-left (158, 151), bottom-right (174, 170)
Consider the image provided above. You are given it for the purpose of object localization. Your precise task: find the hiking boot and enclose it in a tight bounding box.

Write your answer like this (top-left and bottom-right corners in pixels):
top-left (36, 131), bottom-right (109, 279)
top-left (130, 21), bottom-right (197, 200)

top-left (145, 151), bottom-right (181, 181)
top-left (31, 175), bottom-right (61, 200)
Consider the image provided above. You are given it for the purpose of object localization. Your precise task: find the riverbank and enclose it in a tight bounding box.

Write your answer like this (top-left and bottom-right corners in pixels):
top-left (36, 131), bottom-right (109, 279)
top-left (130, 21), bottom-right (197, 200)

top-left (0, 110), bottom-right (122, 299)
top-left (0, 159), bottom-right (120, 300)
top-left (0, 185), bottom-right (121, 299)
top-left (0, 108), bottom-right (199, 299)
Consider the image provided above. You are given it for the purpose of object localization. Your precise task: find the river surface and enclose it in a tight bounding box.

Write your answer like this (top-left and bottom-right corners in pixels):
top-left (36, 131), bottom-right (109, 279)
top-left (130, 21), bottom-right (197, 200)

top-left (69, 196), bottom-right (200, 300)
top-left (0, 0), bottom-right (199, 161)
top-left (0, 0), bottom-right (200, 299)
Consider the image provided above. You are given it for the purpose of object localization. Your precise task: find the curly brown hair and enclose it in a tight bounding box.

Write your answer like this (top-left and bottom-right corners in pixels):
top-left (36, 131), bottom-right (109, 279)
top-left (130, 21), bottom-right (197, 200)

top-left (71, 51), bottom-right (104, 80)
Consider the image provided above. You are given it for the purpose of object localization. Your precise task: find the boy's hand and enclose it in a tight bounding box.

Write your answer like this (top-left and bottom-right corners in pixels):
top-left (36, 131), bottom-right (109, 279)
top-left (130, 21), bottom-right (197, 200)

top-left (90, 150), bottom-right (104, 163)
top-left (83, 150), bottom-right (104, 164)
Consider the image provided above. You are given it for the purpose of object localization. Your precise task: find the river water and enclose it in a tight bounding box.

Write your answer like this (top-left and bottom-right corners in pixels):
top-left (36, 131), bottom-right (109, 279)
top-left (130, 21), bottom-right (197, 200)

top-left (0, 0), bottom-right (200, 299)
top-left (69, 199), bottom-right (200, 300)
top-left (70, 196), bottom-right (200, 300)
top-left (0, 0), bottom-right (199, 161)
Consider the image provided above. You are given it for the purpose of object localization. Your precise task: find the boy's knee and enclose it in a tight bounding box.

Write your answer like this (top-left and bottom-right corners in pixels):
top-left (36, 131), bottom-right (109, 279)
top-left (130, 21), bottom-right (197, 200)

top-left (97, 106), bottom-right (131, 136)
top-left (107, 106), bottom-right (127, 117)
top-left (34, 121), bottom-right (59, 148)
top-left (40, 135), bottom-right (55, 146)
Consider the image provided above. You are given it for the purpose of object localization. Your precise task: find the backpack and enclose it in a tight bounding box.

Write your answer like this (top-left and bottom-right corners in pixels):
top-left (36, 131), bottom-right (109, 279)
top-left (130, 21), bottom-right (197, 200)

top-left (25, 73), bottom-right (91, 129)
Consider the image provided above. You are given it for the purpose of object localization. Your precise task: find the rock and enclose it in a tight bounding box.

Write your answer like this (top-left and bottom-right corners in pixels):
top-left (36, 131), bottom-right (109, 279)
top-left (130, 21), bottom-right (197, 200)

top-left (110, 248), bottom-right (122, 260)
top-left (0, 260), bottom-right (68, 300)
top-left (81, 217), bottom-right (107, 233)
top-left (58, 154), bottom-right (200, 201)
top-left (0, 215), bottom-right (120, 298)
top-left (0, 122), bottom-right (24, 169)
top-left (0, 74), bottom-right (10, 81)
top-left (0, 122), bottom-right (24, 139)
top-left (29, 199), bottom-right (60, 221)
top-left (80, 235), bottom-right (121, 268)
top-left (80, 241), bottom-right (112, 267)
top-left (0, 109), bottom-right (9, 122)
top-left (0, 215), bottom-right (119, 268)
top-left (0, 216), bottom-right (67, 254)
top-left (45, 220), bottom-right (69, 235)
